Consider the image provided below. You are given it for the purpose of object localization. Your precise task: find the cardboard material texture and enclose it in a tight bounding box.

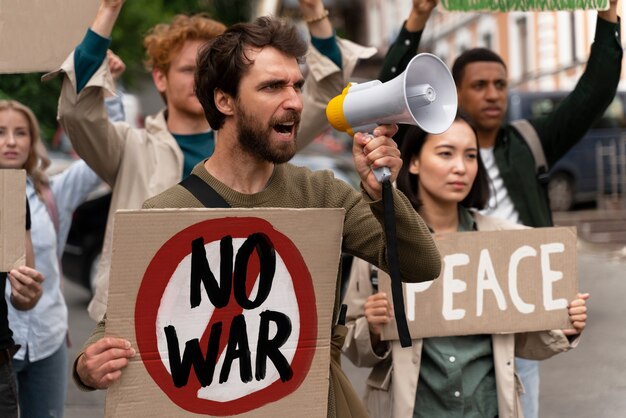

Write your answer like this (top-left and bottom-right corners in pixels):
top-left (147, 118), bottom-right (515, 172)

top-left (0, 0), bottom-right (99, 73)
top-left (380, 227), bottom-right (578, 340)
top-left (105, 208), bottom-right (345, 418)
top-left (441, 0), bottom-right (608, 11)
top-left (1, 170), bottom-right (26, 271)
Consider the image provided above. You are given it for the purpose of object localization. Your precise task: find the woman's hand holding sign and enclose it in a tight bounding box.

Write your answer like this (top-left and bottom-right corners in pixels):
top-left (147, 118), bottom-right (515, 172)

top-left (353, 124), bottom-right (401, 201)
top-left (363, 291), bottom-right (589, 343)
top-left (562, 293), bottom-right (589, 337)
top-left (77, 337), bottom-right (136, 389)
top-left (8, 266), bottom-right (44, 310)
top-left (364, 292), bottom-right (393, 352)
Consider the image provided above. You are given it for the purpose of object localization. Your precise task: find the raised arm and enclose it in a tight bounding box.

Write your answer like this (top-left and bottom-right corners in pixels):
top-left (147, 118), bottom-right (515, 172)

top-left (378, 0), bottom-right (438, 83)
top-left (532, 0), bottom-right (622, 165)
top-left (300, 0), bottom-right (333, 39)
top-left (91, 0), bottom-right (124, 38)
top-left (598, 0), bottom-right (619, 23)
top-left (53, 0), bottom-right (135, 187)
top-left (296, 0), bottom-right (377, 150)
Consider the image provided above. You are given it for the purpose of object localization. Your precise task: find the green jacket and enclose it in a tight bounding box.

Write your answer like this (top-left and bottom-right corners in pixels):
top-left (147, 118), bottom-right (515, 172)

top-left (380, 17), bottom-right (623, 227)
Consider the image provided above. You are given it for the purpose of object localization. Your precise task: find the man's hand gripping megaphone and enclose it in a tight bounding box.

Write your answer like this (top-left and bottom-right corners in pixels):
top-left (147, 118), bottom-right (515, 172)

top-left (352, 124), bottom-right (400, 200)
top-left (326, 53), bottom-right (457, 188)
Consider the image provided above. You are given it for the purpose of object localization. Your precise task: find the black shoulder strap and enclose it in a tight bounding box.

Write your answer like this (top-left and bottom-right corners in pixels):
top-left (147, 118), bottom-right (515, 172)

top-left (509, 119), bottom-right (553, 224)
top-left (179, 174), bottom-right (231, 208)
top-left (509, 119), bottom-right (549, 180)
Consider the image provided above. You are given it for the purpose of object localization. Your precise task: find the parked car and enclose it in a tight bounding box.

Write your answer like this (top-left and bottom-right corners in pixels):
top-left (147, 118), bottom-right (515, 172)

top-left (507, 90), bottom-right (626, 211)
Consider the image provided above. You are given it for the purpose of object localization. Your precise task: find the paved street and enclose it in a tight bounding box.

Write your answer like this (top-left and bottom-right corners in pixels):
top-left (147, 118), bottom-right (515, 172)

top-left (64, 284), bottom-right (105, 418)
top-left (62, 232), bottom-right (626, 417)
top-left (538, 248), bottom-right (626, 417)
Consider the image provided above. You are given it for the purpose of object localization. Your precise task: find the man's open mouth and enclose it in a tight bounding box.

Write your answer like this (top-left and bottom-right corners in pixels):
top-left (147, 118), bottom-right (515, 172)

top-left (274, 121), bottom-right (295, 134)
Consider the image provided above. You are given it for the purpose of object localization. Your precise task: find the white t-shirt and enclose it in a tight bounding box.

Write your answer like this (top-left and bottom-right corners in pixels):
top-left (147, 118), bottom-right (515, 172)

top-left (479, 147), bottom-right (521, 224)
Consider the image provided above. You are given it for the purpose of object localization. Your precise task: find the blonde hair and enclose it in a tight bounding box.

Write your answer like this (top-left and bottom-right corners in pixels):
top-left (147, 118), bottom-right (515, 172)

top-left (143, 14), bottom-right (226, 73)
top-left (0, 100), bottom-right (50, 194)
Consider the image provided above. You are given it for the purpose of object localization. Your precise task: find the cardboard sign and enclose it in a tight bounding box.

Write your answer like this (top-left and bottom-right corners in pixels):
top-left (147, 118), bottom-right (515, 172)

top-left (0, 170), bottom-right (26, 271)
top-left (105, 208), bottom-right (344, 417)
top-left (441, 0), bottom-right (608, 11)
top-left (0, 0), bottom-right (99, 73)
top-left (380, 227), bottom-right (578, 340)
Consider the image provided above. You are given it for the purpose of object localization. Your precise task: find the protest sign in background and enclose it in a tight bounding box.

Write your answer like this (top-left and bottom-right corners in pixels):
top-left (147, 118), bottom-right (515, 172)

top-left (441, 0), bottom-right (609, 11)
top-left (0, 0), bottom-right (99, 73)
top-left (380, 227), bottom-right (578, 341)
top-left (0, 170), bottom-right (26, 271)
top-left (105, 208), bottom-right (344, 417)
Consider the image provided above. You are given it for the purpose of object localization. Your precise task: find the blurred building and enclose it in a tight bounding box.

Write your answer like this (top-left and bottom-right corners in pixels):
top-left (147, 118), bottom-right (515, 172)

top-left (278, 1), bottom-right (626, 90)
top-left (411, 4), bottom-right (626, 92)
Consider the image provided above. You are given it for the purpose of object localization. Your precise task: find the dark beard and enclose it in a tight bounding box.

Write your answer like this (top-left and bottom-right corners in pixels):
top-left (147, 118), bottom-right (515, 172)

top-left (236, 107), bottom-right (299, 164)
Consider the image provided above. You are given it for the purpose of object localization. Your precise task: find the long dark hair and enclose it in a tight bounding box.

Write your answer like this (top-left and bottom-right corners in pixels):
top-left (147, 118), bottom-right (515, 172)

top-left (396, 113), bottom-right (490, 212)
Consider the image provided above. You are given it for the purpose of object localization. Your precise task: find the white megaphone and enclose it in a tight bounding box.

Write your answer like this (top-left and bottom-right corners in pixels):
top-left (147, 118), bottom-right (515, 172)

top-left (326, 53), bottom-right (457, 181)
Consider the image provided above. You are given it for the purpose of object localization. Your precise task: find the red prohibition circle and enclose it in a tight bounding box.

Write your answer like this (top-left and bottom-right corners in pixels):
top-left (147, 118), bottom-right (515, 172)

top-left (135, 217), bottom-right (317, 416)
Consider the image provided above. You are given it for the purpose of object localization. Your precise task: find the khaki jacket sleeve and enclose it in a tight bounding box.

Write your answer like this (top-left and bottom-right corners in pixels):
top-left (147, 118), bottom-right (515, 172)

top-left (514, 329), bottom-right (580, 361)
top-left (46, 53), bottom-right (133, 187)
top-left (343, 258), bottom-right (391, 368)
top-left (297, 38), bottom-right (377, 150)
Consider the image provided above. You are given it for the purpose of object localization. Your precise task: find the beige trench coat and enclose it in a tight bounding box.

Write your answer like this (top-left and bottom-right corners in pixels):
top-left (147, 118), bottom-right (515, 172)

top-left (342, 212), bottom-right (580, 418)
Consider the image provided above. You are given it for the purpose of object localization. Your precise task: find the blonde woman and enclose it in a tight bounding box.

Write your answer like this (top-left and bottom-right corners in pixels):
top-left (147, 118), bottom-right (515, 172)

top-left (0, 99), bottom-right (118, 418)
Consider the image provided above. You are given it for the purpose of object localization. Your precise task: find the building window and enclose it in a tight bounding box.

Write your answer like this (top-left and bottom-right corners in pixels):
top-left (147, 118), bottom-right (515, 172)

top-left (516, 17), bottom-right (528, 77)
top-left (570, 12), bottom-right (577, 63)
top-left (483, 33), bottom-right (493, 50)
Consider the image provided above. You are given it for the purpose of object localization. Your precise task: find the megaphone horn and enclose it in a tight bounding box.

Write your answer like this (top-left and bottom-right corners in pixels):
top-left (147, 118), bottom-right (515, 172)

top-left (326, 53), bottom-right (457, 137)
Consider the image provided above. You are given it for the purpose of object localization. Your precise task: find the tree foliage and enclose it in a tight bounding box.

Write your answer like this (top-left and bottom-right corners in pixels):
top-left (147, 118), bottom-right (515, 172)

top-left (0, 74), bottom-right (62, 143)
top-left (0, 0), bottom-right (251, 144)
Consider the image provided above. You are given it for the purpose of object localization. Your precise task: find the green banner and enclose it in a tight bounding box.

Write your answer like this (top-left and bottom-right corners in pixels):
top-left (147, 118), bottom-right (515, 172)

top-left (441, 0), bottom-right (609, 11)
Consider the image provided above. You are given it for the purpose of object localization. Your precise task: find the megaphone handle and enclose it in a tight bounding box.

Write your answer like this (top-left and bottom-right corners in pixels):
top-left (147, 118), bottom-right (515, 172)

top-left (373, 166), bottom-right (392, 183)
top-left (365, 134), bottom-right (392, 183)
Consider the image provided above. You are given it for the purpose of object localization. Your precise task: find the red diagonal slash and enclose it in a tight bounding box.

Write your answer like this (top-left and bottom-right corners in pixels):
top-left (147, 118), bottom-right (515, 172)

top-left (185, 248), bottom-right (261, 391)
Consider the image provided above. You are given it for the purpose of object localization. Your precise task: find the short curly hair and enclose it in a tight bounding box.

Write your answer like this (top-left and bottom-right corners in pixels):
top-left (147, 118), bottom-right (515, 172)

top-left (143, 14), bottom-right (226, 73)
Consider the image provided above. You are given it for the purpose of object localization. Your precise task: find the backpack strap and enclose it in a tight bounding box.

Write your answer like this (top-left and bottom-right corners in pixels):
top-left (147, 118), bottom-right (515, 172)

top-left (179, 174), bottom-right (230, 208)
top-left (509, 119), bottom-right (549, 182)
top-left (509, 119), bottom-right (553, 224)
